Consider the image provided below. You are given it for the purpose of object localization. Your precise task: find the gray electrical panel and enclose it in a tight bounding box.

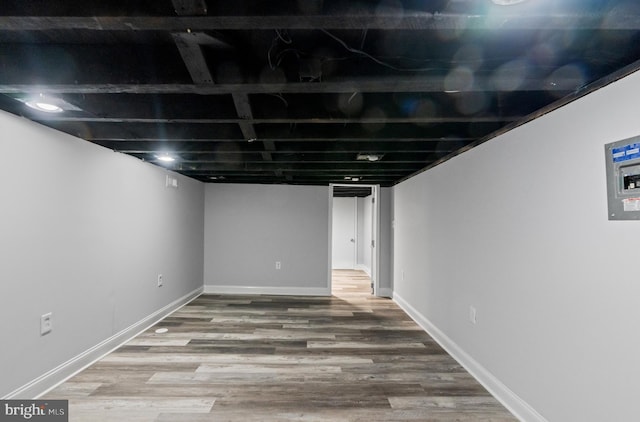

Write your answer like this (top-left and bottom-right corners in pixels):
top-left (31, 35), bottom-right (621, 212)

top-left (605, 135), bottom-right (640, 220)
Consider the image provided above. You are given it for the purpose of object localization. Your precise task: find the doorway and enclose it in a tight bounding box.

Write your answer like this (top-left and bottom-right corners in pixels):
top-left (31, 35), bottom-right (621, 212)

top-left (331, 196), bottom-right (357, 269)
top-left (329, 184), bottom-right (380, 296)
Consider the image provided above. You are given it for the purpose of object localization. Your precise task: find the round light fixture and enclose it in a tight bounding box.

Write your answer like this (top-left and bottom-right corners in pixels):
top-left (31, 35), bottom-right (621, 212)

top-left (156, 154), bottom-right (175, 162)
top-left (25, 101), bottom-right (64, 113)
top-left (155, 328), bottom-right (169, 334)
top-left (356, 153), bottom-right (383, 162)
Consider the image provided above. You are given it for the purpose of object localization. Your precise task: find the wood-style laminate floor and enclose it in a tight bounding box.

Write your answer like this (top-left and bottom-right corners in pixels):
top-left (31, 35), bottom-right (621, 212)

top-left (44, 270), bottom-right (516, 421)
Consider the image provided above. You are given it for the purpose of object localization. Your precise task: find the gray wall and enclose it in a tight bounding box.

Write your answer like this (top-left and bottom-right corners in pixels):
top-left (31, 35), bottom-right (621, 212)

top-left (0, 111), bottom-right (204, 398)
top-left (392, 70), bottom-right (640, 421)
top-left (203, 184), bottom-right (329, 293)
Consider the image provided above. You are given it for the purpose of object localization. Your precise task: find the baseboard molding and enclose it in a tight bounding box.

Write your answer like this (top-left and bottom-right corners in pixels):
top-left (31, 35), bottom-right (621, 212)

top-left (355, 264), bottom-right (371, 277)
top-left (393, 292), bottom-right (547, 422)
top-left (3, 287), bottom-right (203, 400)
top-left (204, 285), bottom-right (330, 296)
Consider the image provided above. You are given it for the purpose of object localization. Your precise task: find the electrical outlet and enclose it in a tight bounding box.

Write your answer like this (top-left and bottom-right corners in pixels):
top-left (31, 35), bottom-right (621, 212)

top-left (469, 306), bottom-right (477, 325)
top-left (40, 312), bottom-right (52, 335)
top-left (157, 274), bottom-right (163, 287)
top-left (402, 270), bottom-right (405, 281)
top-left (275, 261), bottom-right (281, 270)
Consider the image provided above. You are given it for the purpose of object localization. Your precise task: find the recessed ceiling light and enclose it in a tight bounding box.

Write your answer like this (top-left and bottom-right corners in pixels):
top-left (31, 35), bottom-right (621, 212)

top-left (25, 100), bottom-right (64, 113)
top-left (209, 176), bottom-right (225, 180)
top-left (17, 94), bottom-right (81, 113)
top-left (156, 154), bottom-right (175, 162)
top-left (356, 153), bottom-right (383, 162)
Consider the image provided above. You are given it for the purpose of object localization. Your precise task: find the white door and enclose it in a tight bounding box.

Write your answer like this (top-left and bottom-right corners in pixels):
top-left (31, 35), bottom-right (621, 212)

top-left (332, 197), bottom-right (356, 269)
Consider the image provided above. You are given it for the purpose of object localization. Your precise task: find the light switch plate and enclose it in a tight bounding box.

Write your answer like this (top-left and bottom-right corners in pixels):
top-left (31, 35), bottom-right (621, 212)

top-left (41, 312), bottom-right (52, 335)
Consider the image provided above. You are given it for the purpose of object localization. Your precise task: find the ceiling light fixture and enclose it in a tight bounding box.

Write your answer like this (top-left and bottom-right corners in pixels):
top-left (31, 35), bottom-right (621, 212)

top-left (17, 94), bottom-right (81, 113)
top-left (156, 154), bottom-right (176, 162)
top-left (356, 153), bottom-right (383, 162)
top-left (26, 101), bottom-right (64, 113)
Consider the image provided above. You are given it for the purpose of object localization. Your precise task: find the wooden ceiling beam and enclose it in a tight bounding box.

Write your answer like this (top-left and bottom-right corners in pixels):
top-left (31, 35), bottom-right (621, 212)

top-left (172, 33), bottom-right (214, 84)
top-left (155, 160), bottom-right (432, 164)
top-left (233, 93), bottom-right (278, 174)
top-left (32, 116), bottom-right (521, 124)
top-left (0, 77), bottom-right (581, 94)
top-left (87, 137), bottom-right (474, 142)
top-left (112, 149), bottom-right (452, 154)
top-left (171, 163), bottom-right (424, 171)
top-left (0, 13), bottom-right (636, 31)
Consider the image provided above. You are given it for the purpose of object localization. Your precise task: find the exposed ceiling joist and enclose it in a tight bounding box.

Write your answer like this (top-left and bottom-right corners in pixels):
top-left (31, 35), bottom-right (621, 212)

top-left (0, 77), bottom-right (582, 95)
top-left (173, 163), bottom-right (423, 170)
top-left (233, 93), bottom-right (278, 173)
top-left (0, 13), bottom-right (638, 31)
top-left (87, 137), bottom-right (475, 142)
top-left (172, 33), bottom-right (215, 84)
top-left (1, 2), bottom-right (638, 186)
top-left (31, 116), bottom-right (521, 124)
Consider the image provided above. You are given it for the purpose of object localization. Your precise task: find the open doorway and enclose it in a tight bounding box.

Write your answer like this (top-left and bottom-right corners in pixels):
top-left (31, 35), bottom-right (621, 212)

top-left (328, 184), bottom-right (380, 296)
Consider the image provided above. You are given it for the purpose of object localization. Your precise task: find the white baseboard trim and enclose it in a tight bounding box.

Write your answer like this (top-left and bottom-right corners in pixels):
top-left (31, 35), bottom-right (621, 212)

top-left (3, 287), bottom-right (203, 400)
top-left (377, 287), bottom-right (393, 298)
top-left (393, 292), bottom-right (547, 422)
top-left (204, 285), bottom-right (330, 296)
top-left (355, 264), bottom-right (371, 277)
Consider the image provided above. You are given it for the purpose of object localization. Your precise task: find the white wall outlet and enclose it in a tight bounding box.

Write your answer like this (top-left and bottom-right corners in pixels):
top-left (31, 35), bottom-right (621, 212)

top-left (275, 261), bottom-right (281, 270)
top-left (40, 312), bottom-right (53, 335)
top-left (157, 274), bottom-right (163, 287)
top-left (469, 306), bottom-right (477, 325)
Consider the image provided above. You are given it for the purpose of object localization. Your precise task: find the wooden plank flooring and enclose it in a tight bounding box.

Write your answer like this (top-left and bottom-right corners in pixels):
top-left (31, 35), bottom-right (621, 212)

top-left (44, 270), bottom-right (516, 421)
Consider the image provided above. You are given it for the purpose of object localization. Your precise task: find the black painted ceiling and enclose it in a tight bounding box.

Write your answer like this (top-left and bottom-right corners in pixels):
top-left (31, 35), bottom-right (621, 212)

top-left (1, 0), bottom-right (639, 186)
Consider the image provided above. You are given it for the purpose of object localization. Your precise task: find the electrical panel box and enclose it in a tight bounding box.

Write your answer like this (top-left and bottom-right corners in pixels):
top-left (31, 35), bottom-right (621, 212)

top-left (605, 136), bottom-right (640, 220)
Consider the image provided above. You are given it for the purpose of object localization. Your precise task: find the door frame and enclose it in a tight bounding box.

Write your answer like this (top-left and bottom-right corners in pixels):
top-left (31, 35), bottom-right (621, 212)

top-left (328, 184), bottom-right (381, 296)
